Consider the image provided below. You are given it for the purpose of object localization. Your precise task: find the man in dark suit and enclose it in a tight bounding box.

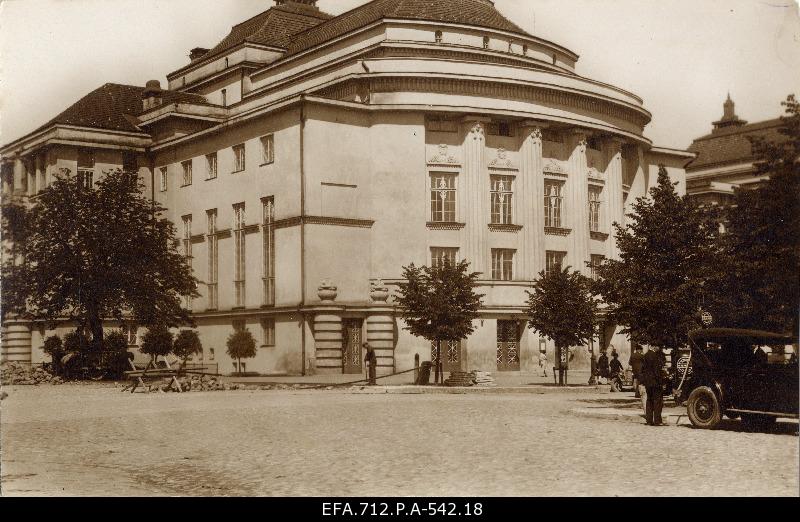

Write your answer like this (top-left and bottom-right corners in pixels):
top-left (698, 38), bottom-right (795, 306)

top-left (628, 345), bottom-right (644, 399)
top-left (640, 346), bottom-right (666, 425)
top-left (363, 342), bottom-right (377, 386)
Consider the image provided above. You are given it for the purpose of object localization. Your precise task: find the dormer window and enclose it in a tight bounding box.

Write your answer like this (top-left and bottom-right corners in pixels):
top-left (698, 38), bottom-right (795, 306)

top-left (483, 36), bottom-right (490, 49)
top-left (435, 30), bottom-right (443, 44)
top-left (523, 44), bottom-right (528, 55)
top-left (225, 57), bottom-right (229, 68)
top-left (552, 53), bottom-right (557, 65)
top-left (508, 41), bottom-right (513, 52)
top-left (221, 89), bottom-right (227, 107)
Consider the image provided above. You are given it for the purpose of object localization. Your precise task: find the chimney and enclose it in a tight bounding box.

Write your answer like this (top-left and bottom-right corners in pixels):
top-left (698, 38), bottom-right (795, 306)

top-left (190, 47), bottom-right (210, 61)
top-left (275, 0), bottom-right (319, 9)
top-left (142, 80), bottom-right (164, 111)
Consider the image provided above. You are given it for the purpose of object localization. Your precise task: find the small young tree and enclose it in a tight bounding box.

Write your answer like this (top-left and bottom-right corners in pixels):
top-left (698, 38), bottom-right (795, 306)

top-left (394, 260), bottom-right (483, 384)
top-left (43, 335), bottom-right (64, 375)
top-left (173, 330), bottom-right (202, 365)
top-left (526, 266), bottom-right (596, 385)
top-left (593, 166), bottom-right (719, 350)
top-left (140, 325), bottom-right (174, 366)
top-left (226, 329), bottom-right (256, 375)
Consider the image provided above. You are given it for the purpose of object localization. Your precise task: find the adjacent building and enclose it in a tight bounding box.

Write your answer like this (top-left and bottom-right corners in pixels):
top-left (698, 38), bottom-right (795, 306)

top-left (1, 0), bottom-right (693, 375)
top-left (686, 94), bottom-right (784, 207)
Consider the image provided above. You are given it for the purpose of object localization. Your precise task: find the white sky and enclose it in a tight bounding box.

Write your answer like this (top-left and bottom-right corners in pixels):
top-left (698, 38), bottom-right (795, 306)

top-left (0, 0), bottom-right (798, 149)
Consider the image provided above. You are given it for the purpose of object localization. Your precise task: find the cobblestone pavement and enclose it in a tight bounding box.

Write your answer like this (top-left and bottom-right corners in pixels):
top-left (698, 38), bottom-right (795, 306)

top-left (1, 385), bottom-right (797, 497)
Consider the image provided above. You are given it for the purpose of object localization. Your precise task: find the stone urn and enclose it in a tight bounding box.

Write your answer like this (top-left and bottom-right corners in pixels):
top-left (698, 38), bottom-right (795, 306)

top-left (369, 280), bottom-right (390, 303)
top-left (317, 280), bottom-right (338, 302)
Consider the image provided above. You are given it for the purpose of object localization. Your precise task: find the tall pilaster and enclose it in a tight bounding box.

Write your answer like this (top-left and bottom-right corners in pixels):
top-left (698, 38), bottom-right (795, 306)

top-left (519, 123), bottom-right (545, 279)
top-left (367, 313), bottom-right (395, 376)
top-left (462, 117), bottom-right (490, 275)
top-left (314, 313), bottom-right (343, 375)
top-left (568, 132), bottom-right (590, 275)
top-left (606, 139), bottom-right (625, 260)
top-left (13, 157), bottom-right (25, 195)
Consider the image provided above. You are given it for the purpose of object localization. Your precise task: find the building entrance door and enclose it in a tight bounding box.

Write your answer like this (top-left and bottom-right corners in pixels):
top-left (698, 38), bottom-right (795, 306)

top-left (342, 319), bottom-right (363, 375)
top-left (497, 320), bottom-right (521, 371)
top-left (431, 340), bottom-right (462, 373)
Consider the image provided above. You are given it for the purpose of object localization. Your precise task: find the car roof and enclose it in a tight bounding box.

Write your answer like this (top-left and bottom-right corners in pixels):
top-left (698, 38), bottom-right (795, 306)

top-left (689, 328), bottom-right (797, 345)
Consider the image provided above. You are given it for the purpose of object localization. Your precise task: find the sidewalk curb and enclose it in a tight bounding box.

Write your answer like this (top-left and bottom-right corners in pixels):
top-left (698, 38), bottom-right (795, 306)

top-left (567, 408), bottom-right (689, 426)
top-left (349, 385), bottom-right (609, 395)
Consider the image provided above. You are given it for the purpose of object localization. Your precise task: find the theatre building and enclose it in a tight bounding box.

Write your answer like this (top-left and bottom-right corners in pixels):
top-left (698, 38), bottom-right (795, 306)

top-left (1, 0), bottom-right (692, 375)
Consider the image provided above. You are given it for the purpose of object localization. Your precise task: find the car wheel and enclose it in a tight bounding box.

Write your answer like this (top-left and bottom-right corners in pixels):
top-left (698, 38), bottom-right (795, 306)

top-left (740, 413), bottom-right (776, 430)
top-left (687, 386), bottom-right (722, 429)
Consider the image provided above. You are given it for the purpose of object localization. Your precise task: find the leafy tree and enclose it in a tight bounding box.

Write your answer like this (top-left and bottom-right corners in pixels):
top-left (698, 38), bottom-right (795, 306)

top-left (707, 95), bottom-right (800, 333)
top-left (593, 166), bottom-right (719, 350)
top-left (226, 329), bottom-right (256, 375)
top-left (394, 260), bottom-right (483, 384)
top-left (173, 330), bottom-right (202, 364)
top-left (0, 168), bottom-right (198, 351)
top-left (526, 266), bottom-right (596, 384)
top-left (141, 325), bottom-right (174, 364)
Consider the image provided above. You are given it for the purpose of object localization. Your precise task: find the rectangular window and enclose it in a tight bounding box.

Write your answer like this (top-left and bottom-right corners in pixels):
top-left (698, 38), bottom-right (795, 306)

top-left (262, 197), bottom-right (275, 307)
top-left (431, 247), bottom-right (459, 268)
top-left (546, 251), bottom-right (567, 277)
top-left (233, 202), bottom-right (246, 308)
top-left (181, 160), bottom-right (192, 186)
top-left (589, 186), bottom-right (602, 232)
top-left (122, 324), bottom-right (138, 346)
top-left (590, 255), bottom-right (605, 281)
top-left (123, 152), bottom-right (137, 172)
top-left (233, 144), bottom-right (245, 172)
top-left (206, 153), bottom-right (218, 180)
top-left (77, 168), bottom-right (94, 190)
top-left (261, 318), bottom-right (275, 347)
top-left (77, 150), bottom-right (94, 190)
top-left (490, 175), bottom-right (514, 224)
top-left (207, 209), bottom-right (218, 310)
top-left (542, 130), bottom-right (563, 143)
top-left (159, 167), bottom-right (168, 192)
top-left (488, 121), bottom-right (513, 137)
top-left (588, 137), bottom-right (602, 151)
top-left (260, 135), bottom-right (274, 165)
top-left (426, 116), bottom-right (458, 133)
top-left (430, 173), bottom-right (456, 222)
top-left (491, 249), bottom-right (515, 281)
top-left (544, 181), bottom-right (564, 228)
top-left (182, 215), bottom-right (193, 309)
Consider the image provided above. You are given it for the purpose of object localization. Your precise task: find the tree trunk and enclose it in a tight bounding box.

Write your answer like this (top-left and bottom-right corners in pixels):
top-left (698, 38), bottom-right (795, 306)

top-left (435, 339), bottom-right (441, 385)
top-left (238, 357), bottom-right (242, 376)
top-left (437, 340), bottom-right (443, 385)
top-left (87, 306), bottom-right (104, 354)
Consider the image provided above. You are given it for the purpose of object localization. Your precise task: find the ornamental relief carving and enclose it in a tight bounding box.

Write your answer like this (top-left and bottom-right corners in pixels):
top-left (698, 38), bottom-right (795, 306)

top-left (543, 159), bottom-right (567, 176)
top-left (428, 144), bottom-right (459, 165)
top-left (489, 147), bottom-right (515, 169)
top-left (587, 167), bottom-right (604, 180)
top-left (469, 122), bottom-right (485, 141)
top-left (528, 127), bottom-right (543, 145)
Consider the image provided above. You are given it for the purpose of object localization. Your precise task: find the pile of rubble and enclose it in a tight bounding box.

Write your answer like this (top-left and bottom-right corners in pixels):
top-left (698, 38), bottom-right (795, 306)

top-left (1, 362), bottom-right (64, 386)
top-left (473, 371), bottom-right (496, 387)
top-left (443, 370), bottom-right (497, 387)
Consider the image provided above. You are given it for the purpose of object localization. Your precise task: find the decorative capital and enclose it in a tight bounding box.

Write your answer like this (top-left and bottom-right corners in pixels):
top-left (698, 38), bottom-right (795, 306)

top-left (469, 122), bottom-right (485, 140)
top-left (528, 127), bottom-right (543, 144)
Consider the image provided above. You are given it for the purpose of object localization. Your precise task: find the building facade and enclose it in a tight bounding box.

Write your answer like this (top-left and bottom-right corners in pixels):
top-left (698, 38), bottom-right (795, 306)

top-left (1, 0), bottom-right (692, 375)
top-left (686, 95), bottom-right (784, 207)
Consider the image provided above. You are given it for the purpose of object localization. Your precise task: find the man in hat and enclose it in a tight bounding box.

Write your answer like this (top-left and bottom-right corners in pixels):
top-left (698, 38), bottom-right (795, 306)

top-left (628, 345), bottom-right (644, 400)
top-left (640, 346), bottom-right (666, 426)
top-left (363, 342), bottom-right (377, 386)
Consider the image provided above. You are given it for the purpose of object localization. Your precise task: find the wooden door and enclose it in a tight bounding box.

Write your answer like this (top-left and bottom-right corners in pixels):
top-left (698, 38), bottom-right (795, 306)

top-left (342, 319), bottom-right (363, 375)
top-left (497, 320), bottom-right (521, 371)
top-left (431, 340), bottom-right (462, 373)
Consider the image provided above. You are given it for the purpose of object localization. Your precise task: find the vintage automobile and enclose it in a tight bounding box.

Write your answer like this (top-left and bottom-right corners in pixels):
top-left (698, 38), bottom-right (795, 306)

top-left (683, 328), bottom-right (799, 429)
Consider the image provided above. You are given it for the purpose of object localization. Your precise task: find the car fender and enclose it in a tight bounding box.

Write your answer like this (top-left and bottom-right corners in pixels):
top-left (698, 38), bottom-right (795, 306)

top-left (711, 380), bottom-right (726, 408)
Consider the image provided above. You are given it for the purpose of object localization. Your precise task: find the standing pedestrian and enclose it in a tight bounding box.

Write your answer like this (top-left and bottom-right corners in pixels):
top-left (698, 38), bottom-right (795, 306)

top-left (363, 342), bottom-right (377, 386)
top-left (640, 346), bottom-right (666, 426)
top-left (628, 345), bottom-right (644, 400)
top-left (596, 349), bottom-right (610, 384)
top-left (538, 351), bottom-right (548, 377)
top-left (609, 349), bottom-right (623, 377)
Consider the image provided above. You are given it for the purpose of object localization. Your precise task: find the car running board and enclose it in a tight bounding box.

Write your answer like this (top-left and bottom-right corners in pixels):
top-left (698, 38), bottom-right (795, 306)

top-left (726, 408), bottom-right (799, 418)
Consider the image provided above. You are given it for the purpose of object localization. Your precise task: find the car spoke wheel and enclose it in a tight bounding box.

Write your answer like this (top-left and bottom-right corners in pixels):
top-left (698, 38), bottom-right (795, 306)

top-left (687, 386), bottom-right (722, 429)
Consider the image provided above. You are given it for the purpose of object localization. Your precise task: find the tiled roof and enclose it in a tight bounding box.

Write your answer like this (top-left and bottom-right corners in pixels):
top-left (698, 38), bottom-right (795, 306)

top-left (205, 2), bottom-right (333, 58)
top-left (687, 118), bottom-right (786, 171)
top-left (38, 83), bottom-right (210, 135)
top-left (288, 0), bottom-right (533, 56)
top-left (42, 83), bottom-right (148, 134)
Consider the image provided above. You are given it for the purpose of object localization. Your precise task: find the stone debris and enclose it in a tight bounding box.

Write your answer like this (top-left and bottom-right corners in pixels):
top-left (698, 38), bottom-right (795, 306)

top-left (1, 362), bottom-right (63, 386)
top-left (473, 371), bottom-right (497, 387)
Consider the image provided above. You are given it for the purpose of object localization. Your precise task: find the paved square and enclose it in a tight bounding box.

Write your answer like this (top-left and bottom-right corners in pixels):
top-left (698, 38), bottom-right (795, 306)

top-left (1, 385), bottom-right (797, 496)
